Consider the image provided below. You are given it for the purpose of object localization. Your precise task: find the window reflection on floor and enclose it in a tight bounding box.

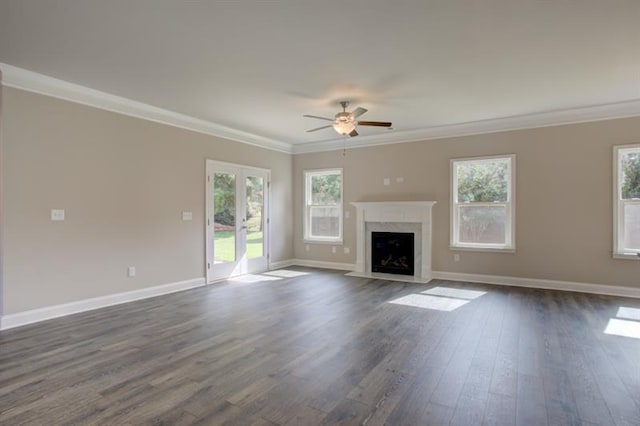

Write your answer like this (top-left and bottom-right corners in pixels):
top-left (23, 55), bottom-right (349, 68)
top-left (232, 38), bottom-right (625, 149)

top-left (388, 286), bottom-right (487, 311)
top-left (605, 306), bottom-right (640, 339)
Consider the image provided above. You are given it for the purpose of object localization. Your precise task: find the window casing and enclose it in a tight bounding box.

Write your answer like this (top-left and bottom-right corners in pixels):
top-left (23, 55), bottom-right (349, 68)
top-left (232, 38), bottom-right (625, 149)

top-left (614, 144), bottom-right (640, 258)
top-left (451, 155), bottom-right (515, 251)
top-left (304, 168), bottom-right (343, 243)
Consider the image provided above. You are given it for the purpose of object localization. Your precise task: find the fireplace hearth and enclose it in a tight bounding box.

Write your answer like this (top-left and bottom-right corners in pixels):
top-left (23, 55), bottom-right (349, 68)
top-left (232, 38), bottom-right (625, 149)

top-left (371, 232), bottom-right (415, 276)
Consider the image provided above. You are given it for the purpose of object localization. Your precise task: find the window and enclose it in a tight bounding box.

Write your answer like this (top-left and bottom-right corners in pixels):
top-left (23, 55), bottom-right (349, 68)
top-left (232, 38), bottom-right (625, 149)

top-left (451, 155), bottom-right (515, 251)
top-left (614, 145), bottom-right (640, 258)
top-left (304, 168), bottom-right (343, 243)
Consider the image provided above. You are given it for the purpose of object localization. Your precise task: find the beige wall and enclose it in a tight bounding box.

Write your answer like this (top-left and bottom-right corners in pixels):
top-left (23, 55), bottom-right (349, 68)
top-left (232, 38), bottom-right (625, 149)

top-left (3, 84), bottom-right (639, 316)
top-left (0, 75), bottom-right (4, 315)
top-left (2, 87), bottom-right (293, 314)
top-left (294, 118), bottom-right (640, 289)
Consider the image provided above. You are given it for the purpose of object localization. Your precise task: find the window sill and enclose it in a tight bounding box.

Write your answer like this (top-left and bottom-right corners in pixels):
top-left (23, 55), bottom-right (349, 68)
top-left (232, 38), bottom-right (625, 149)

top-left (613, 252), bottom-right (640, 260)
top-left (450, 245), bottom-right (516, 254)
top-left (304, 239), bottom-right (344, 246)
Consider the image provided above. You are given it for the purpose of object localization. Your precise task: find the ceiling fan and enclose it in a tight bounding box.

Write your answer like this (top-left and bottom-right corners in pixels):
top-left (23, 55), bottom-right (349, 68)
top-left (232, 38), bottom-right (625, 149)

top-left (304, 101), bottom-right (392, 137)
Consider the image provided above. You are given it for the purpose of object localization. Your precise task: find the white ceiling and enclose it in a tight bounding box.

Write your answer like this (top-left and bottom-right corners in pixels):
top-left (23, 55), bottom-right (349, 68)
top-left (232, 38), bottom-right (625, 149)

top-left (1, 1), bottom-right (640, 148)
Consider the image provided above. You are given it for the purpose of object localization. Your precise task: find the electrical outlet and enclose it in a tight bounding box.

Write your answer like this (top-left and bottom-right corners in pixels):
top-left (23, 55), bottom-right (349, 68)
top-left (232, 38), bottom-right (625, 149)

top-left (182, 211), bottom-right (193, 221)
top-left (305, 244), bottom-right (310, 252)
top-left (396, 177), bottom-right (404, 183)
top-left (454, 254), bottom-right (460, 262)
top-left (50, 209), bottom-right (65, 221)
top-left (383, 178), bottom-right (390, 186)
top-left (128, 266), bottom-right (136, 277)
top-left (331, 246), bottom-right (336, 254)
top-left (343, 247), bottom-right (350, 254)
top-left (345, 210), bottom-right (350, 219)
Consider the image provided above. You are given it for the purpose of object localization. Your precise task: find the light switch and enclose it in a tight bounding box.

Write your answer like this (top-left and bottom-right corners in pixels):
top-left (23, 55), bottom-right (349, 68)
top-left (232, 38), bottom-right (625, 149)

top-left (51, 209), bottom-right (65, 221)
top-left (182, 211), bottom-right (193, 221)
top-left (345, 211), bottom-right (350, 219)
top-left (383, 178), bottom-right (390, 186)
top-left (343, 247), bottom-right (350, 254)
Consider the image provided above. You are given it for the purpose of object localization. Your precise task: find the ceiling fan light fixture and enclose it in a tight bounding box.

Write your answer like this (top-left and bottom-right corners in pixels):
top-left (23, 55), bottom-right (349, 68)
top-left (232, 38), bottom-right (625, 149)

top-left (333, 121), bottom-right (355, 135)
top-left (305, 102), bottom-right (391, 137)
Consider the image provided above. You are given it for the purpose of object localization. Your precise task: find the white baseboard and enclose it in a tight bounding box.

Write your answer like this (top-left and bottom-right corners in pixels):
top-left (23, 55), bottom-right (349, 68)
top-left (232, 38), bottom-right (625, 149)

top-left (279, 260), bottom-right (640, 299)
top-left (432, 271), bottom-right (640, 299)
top-left (268, 259), bottom-right (295, 270)
top-left (291, 259), bottom-right (356, 271)
top-left (4, 267), bottom-right (636, 331)
top-left (0, 277), bottom-right (206, 331)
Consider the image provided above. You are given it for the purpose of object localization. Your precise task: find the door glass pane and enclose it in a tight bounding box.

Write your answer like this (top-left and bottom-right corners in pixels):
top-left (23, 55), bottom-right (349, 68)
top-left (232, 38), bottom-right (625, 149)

top-left (246, 176), bottom-right (264, 259)
top-left (213, 172), bottom-right (236, 263)
top-left (458, 204), bottom-right (506, 244)
top-left (623, 203), bottom-right (640, 250)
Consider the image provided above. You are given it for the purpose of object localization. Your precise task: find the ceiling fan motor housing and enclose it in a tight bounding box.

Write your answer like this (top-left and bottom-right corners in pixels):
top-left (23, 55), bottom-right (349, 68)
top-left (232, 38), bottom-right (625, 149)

top-left (335, 111), bottom-right (355, 123)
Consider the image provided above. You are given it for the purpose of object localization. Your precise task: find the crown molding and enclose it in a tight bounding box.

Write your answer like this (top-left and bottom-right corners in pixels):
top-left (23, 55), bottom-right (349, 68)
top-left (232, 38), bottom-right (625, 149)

top-left (4, 63), bottom-right (640, 156)
top-left (0, 63), bottom-right (293, 154)
top-left (292, 99), bottom-right (640, 154)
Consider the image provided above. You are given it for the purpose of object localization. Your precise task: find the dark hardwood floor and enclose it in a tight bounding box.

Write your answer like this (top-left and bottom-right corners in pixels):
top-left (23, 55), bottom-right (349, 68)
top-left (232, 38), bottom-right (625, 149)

top-left (1, 268), bottom-right (639, 425)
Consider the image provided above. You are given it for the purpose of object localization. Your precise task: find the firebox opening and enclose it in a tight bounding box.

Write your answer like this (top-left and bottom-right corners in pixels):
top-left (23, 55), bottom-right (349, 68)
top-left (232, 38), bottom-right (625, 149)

top-left (371, 232), bottom-right (415, 276)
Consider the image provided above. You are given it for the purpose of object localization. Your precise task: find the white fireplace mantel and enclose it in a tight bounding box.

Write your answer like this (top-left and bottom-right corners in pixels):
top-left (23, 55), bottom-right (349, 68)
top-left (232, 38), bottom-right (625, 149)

top-left (346, 201), bottom-right (437, 283)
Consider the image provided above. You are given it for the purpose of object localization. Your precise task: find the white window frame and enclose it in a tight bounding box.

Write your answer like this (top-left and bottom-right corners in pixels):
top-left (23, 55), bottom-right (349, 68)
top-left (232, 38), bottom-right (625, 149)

top-left (450, 154), bottom-right (516, 252)
top-left (304, 168), bottom-right (343, 244)
top-left (613, 144), bottom-right (640, 260)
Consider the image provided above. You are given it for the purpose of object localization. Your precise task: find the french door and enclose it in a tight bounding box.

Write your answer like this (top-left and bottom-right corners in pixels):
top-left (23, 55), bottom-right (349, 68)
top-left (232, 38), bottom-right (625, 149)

top-left (206, 160), bottom-right (270, 282)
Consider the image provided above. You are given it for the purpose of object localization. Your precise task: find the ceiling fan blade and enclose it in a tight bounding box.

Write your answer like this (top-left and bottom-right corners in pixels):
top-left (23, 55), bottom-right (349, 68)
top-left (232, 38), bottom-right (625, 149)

top-left (303, 114), bottom-right (334, 121)
top-left (306, 125), bottom-right (333, 133)
top-left (357, 120), bottom-right (392, 127)
top-left (351, 107), bottom-right (368, 118)
top-left (349, 129), bottom-right (359, 137)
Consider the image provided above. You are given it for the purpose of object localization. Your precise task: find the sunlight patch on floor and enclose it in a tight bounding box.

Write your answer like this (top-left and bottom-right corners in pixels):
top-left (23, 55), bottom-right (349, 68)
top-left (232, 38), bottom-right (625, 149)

top-left (263, 270), bottom-right (310, 278)
top-left (228, 274), bottom-right (281, 283)
top-left (388, 286), bottom-right (487, 312)
top-left (421, 286), bottom-right (486, 300)
top-left (388, 293), bottom-right (469, 311)
top-left (604, 318), bottom-right (640, 339)
top-left (616, 306), bottom-right (640, 321)
top-left (604, 305), bottom-right (640, 339)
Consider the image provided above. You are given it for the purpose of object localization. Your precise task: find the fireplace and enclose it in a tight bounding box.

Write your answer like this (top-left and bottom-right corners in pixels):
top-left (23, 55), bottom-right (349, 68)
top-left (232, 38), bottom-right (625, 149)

top-left (348, 201), bottom-right (436, 283)
top-left (371, 232), bottom-right (415, 276)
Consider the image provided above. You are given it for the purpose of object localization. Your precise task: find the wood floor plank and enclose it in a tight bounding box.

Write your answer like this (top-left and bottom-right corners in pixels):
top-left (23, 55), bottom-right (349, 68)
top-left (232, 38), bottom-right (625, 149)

top-left (483, 392), bottom-right (516, 426)
top-left (516, 372), bottom-right (548, 426)
top-left (1, 267), bottom-right (639, 425)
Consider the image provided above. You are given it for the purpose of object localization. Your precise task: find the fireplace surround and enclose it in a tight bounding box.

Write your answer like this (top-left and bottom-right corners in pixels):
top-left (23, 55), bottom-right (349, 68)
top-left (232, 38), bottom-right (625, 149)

top-left (346, 201), bottom-right (436, 283)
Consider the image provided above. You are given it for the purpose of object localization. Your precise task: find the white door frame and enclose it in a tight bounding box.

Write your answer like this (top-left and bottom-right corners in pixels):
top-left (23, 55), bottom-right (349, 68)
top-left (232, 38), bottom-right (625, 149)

top-left (205, 159), bottom-right (270, 283)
